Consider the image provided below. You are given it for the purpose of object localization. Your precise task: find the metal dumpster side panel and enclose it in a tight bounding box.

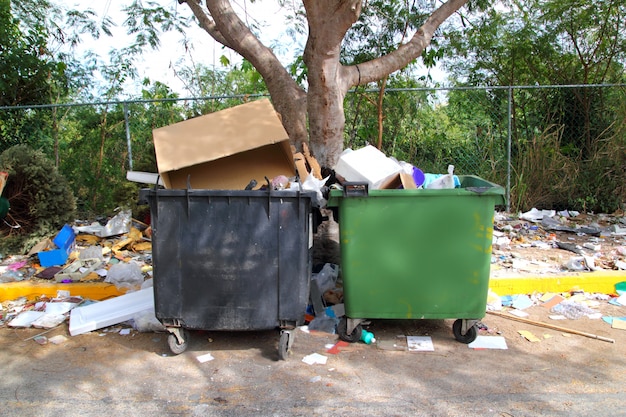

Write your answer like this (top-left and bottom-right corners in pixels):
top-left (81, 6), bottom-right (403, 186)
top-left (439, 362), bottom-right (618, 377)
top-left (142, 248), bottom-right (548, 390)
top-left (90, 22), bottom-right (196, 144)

top-left (328, 175), bottom-right (505, 320)
top-left (145, 189), bottom-right (313, 331)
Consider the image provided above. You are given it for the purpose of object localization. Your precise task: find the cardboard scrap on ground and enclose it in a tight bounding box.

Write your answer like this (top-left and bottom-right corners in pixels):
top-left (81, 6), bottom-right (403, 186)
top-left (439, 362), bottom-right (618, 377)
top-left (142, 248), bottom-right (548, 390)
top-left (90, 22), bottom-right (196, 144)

top-left (612, 320), bottom-right (626, 330)
top-left (542, 294), bottom-right (565, 309)
top-left (518, 330), bottom-right (541, 342)
top-left (603, 317), bottom-right (626, 330)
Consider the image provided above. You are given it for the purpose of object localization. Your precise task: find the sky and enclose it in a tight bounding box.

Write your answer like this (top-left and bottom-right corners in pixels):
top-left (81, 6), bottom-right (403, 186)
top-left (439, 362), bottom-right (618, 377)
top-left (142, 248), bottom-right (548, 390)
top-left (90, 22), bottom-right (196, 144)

top-left (61, 0), bottom-right (300, 96)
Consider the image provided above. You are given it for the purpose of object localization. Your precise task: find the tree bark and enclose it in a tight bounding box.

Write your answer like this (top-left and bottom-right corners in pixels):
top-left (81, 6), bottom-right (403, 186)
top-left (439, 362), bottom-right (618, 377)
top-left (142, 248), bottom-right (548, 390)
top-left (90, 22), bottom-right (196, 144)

top-left (185, 0), bottom-right (309, 150)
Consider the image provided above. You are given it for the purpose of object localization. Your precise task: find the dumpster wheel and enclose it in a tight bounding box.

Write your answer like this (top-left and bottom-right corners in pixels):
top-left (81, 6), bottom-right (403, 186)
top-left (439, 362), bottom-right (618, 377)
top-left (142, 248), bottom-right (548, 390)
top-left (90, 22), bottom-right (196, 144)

top-left (452, 319), bottom-right (478, 344)
top-left (278, 330), bottom-right (293, 361)
top-left (337, 317), bottom-right (363, 343)
top-left (167, 328), bottom-right (190, 355)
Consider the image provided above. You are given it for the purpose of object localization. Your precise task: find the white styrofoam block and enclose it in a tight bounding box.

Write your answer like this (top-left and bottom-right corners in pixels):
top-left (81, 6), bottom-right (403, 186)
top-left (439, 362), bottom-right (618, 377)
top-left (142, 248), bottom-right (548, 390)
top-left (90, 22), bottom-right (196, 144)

top-left (69, 287), bottom-right (155, 336)
top-left (334, 145), bottom-right (402, 189)
top-left (126, 171), bottom-right (164, 186)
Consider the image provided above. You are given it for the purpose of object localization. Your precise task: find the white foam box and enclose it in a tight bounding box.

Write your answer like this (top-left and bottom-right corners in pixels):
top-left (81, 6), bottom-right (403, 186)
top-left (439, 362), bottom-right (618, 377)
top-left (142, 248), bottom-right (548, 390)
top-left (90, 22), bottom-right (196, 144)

top-left (334, 145), bottom-right (403, 189)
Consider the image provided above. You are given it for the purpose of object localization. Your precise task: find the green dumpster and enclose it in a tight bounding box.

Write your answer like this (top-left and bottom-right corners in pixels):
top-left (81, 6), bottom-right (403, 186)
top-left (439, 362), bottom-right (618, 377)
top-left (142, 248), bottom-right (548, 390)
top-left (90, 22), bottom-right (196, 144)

top-left (327, 175), bottom-right (506, 343)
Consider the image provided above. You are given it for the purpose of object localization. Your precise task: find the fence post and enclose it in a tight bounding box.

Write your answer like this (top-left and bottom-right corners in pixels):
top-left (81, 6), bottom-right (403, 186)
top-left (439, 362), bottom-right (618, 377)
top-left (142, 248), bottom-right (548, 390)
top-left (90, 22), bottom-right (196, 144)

top-left (124, 102), bottom-right (133, 171)
top-left (506, 86), bottom-right (512, 212)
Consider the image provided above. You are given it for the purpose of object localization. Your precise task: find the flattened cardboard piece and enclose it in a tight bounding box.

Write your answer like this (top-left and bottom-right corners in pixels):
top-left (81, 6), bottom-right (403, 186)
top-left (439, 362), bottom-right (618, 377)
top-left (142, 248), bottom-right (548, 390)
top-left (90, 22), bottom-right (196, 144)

top-left (293, 152), bottom-right (309, 182)
top-left (152, 99), bottom-right (295, 190)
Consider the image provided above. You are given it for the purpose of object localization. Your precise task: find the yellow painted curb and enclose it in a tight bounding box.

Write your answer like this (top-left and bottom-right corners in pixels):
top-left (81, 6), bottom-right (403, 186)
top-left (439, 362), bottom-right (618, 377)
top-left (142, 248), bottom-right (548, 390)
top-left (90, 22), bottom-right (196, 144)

top-left (2, 271), bottom-right (625, 303)
top-left (0, 281), bottom-right (127, 302)
top-left (489, 270), bottom-right (626, 295)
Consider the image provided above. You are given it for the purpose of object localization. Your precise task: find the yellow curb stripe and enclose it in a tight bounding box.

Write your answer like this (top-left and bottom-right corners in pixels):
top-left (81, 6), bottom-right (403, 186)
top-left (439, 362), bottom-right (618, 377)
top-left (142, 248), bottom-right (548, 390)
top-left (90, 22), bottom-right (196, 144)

top-left (489, 271), bottom-right (626, 295)
top-left (0, 282), bottom-right (127, 302)
top-left (2, 272), bottom-right (625, 303)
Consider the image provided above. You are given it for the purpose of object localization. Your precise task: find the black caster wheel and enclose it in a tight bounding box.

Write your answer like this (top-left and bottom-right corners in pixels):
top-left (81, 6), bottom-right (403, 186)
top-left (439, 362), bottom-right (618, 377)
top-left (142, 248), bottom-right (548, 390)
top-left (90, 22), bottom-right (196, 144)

top-left (452, 319), bottom-right (477, 344)
top-left (337, 317), bottom-right (363, 343)
top-left (278, 330), bottom-right (291, 361)
top-left (167, 328), bottom-right (190, 355)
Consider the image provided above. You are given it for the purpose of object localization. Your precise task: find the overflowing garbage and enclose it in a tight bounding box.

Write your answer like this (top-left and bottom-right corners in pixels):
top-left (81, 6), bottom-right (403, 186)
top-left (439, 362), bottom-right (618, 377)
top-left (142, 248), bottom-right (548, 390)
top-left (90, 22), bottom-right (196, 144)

top-left (1, 99), bottom-right (625, 357)
top-left (492, 209), bottom-right (626, 275)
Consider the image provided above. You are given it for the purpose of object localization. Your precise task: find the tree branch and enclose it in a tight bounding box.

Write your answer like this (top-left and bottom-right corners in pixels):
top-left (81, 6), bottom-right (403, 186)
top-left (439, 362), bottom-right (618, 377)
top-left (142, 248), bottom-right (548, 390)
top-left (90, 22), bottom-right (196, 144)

top-left (340, 0), bottom-right (468, 90)
top-left (181, 0), bottom-right (232, 48)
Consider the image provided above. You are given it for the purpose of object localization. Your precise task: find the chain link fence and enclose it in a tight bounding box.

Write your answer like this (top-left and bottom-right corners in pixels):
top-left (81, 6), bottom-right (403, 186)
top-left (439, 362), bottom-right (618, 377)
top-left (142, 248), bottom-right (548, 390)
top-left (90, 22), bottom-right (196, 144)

top-left (1, 84), bottom-right (624, 214)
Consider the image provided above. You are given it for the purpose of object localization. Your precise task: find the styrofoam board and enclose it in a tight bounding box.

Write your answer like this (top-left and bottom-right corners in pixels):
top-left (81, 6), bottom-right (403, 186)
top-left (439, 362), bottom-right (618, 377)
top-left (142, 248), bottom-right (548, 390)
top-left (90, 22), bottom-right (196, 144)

top-left (126, 171), bottom-right (164, 186)
top-left (69, 287), bottom-right (154, 336)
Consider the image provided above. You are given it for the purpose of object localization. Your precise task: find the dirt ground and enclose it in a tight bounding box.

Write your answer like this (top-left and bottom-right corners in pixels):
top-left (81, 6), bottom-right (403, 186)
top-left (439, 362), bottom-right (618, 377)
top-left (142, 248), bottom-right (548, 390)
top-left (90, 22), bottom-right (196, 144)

top-left (1, 299), bottom-right (625, 416)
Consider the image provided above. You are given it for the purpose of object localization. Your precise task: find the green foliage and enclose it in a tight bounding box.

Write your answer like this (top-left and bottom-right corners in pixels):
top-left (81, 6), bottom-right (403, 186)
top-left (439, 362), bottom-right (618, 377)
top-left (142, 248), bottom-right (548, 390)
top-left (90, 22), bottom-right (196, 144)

top-left (0, 144), bottom-right (76, 254)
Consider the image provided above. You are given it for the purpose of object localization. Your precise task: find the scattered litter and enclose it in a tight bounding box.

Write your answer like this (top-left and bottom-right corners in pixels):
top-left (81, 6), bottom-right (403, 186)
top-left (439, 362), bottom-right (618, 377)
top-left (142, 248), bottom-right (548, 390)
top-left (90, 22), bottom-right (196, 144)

top-left (302, 353), bottom-right (328, 365)
top-left (518, 330), bottom-right (541, 342)
top-left (33, 335), bottom-right (47, 345)
top-left (407, 336), bottom-right (434, 352)
top-left (509, 309), bottom-right (530, 318)
top-left (309, 375), bottom-right (322, 383)
top-left (511, 294), bottom-right (534, 310)
top-left (612, 319), bottom-right (626, 330)
top-left (489, 310), bottom-right (614, 343)
top-left (196, 353), bottom-right (215, 363)
top-left (360, 329), bottom-right (376, 344)
top-left (105, 261), bottom-right (145, 290)
top-left (468, 336), bottom-right (508, 350)
top-left (31, 314), bottom-right (66, 329)
top-left (549, 315), bottom-right (567, 320)
top-left (119, 328), bottom-right (131, 335)
top-left (8, 310), bottom-right (45, 327)
top-left (48, 335), bottom-right (68, 344)
top-left (613, 295), bottom-right (626, 306)
top-left (602, 317), bottom-right (626, 327)
top-left (376, 336), bottom-right (409, 351)
top-left (486, 289), bottom-right (502, 311)
top-left (73, 208), bottom-right (132, 238)
top-left (542, 294), bottom-right (565, 309)
top-left (550, 300), bottom-right (597, 319)
top-left (326, 341), bottom-right (350, 354)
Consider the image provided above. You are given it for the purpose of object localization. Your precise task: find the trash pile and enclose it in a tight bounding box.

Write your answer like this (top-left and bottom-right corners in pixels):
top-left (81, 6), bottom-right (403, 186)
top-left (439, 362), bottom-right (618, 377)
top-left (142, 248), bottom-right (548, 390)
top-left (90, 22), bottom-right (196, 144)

top-left (492, 208), bottom-right (626, 276)
top-left (0, 207), bottom-right (157, 330)
top-left (1, 99), bottom-right (625, 358)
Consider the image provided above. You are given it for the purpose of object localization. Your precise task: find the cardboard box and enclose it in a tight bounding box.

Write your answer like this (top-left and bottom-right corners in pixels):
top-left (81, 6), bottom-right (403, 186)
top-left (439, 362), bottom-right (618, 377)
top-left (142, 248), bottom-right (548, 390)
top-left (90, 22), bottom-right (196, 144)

top-left (152, 99), bottom-right (296, 190)
top-left (380, 172), bottom-right (417, 190)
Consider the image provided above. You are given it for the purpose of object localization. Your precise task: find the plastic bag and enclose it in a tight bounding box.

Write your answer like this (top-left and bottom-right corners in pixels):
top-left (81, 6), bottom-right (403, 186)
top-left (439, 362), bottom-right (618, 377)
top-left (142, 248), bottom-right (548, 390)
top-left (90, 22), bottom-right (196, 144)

top-left (105, 261), bottom-right (144, 289)
top-left (130, 309), bottom-right (166, 332)
top-left (311, 263), bottom-right (339, 294)
top-left (425, 164), bottom-right (456, 189)
top-left (302, 175), bottom-right (330, 208)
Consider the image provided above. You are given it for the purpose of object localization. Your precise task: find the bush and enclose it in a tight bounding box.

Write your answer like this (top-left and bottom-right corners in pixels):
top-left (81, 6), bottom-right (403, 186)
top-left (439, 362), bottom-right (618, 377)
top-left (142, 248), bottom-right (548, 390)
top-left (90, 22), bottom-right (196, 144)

top-left (0, 144), bottom-right (76, 254)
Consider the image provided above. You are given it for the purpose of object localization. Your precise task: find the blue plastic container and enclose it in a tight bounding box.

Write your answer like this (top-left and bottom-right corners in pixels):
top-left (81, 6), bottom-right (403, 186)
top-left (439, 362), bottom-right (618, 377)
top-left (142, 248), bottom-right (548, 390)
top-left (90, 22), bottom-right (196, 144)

top-left (38, 224), bottom-right (75, 267)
